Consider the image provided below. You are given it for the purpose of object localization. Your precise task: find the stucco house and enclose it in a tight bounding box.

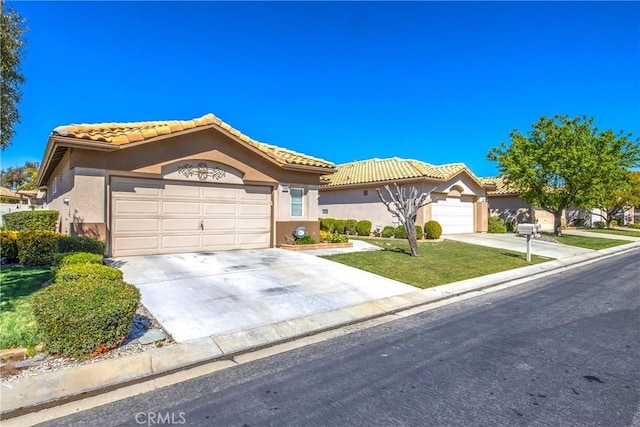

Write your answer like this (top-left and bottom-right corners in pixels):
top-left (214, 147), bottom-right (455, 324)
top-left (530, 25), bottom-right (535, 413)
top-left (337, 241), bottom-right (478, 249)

top-left (36, 113), bottom-right (335, 257)
top-left (318, 158), bottom-right (492, 234)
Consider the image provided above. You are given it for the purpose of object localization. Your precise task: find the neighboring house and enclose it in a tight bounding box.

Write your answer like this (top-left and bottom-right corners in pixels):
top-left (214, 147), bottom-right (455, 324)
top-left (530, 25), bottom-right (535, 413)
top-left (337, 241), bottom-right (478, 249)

top-left (482, 176), bottom-right (556, 232)
top-left (318, 158), bottom-right (491, 234)
top-left (36, 113), bottom-right (335, 257)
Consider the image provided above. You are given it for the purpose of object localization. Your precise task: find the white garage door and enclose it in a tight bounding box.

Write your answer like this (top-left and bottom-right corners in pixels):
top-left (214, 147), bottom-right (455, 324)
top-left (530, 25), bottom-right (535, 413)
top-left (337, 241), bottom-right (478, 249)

top-left (111, 177), bottom-right (272, 257)
top-left (431, 197), bottom-right (474, 234)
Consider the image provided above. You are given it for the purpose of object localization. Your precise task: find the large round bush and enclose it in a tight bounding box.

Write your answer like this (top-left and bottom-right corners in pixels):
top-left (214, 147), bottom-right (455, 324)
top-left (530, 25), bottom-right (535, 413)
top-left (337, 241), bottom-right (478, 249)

top-left (424, 221), bottom-right (443, 239)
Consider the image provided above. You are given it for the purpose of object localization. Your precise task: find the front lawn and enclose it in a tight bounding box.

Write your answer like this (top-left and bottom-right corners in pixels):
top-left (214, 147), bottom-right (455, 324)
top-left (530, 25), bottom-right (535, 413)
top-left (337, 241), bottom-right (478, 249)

top-left (323, 239), bottom-right (549, 289)
top-left (577, 228), bottom-right (640, 238)
top-left (544, 233), bottom-right (629, 250)
top-left (0, 267), bottom-right (51, 350)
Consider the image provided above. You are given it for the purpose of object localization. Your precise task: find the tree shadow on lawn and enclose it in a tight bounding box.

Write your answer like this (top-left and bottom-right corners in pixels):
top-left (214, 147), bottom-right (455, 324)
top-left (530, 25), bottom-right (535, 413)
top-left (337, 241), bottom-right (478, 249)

top-left (0, 268), bottom-right (51, 312)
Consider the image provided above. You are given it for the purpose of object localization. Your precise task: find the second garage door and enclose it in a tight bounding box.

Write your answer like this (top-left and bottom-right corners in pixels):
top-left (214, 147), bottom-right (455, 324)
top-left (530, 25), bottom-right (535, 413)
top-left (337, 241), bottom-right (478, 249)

top-left (431, 196), bottom-right (474, 234)
top-left (111, 177), bottom-right (272, 257)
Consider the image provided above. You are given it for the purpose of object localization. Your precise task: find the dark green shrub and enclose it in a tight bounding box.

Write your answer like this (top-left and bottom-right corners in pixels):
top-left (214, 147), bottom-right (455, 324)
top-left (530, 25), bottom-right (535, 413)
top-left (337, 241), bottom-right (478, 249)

top-left (593, 221), bottom-right (605, 229)
top-left (345, 219), bottom-right (358, 235)
top-left (33, 277), bottom-right (140, 358)
top-left (424, 221), bottom-right (442, 239)
top-left (393, 225), bottom-right (407, 239)
top-left (17, 231), bottom-right (60, 266)
top-left (320, 218), bottom-right (336, 233)
top-left (58, 236), bottom-right (105, 255)
top-left (629, 223), bottom-right (640, 229)
top-left (294, 235), bottom-right (317, 245)
top-left (0, 196), bottom-right (19, 204)
top-left (2, 210), bottom-right (59, 231)
top-left (488, 216), bottom-right (507, 233)
top-left (356, 220), bottom-right (372, 236)
top-left (415, 225), bottom-right (423, 239)
top-left (54, 263), bottom-right (123, 284)
top-left (381, 226), bottom-right (395, 238)
top-left (1, 230), bottom-right (19, 262)
top-left (54, 252), bottom-right (104, 267)
top-left (328, 233), bottom-right (349, 243)
top-left (334, 219), bottom-right (346, 234)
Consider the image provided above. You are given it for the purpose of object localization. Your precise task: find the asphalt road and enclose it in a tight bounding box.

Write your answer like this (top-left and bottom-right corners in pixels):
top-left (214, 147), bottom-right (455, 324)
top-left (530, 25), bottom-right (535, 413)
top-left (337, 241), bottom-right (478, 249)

top-left (39, 250), bottom-right (640, 427)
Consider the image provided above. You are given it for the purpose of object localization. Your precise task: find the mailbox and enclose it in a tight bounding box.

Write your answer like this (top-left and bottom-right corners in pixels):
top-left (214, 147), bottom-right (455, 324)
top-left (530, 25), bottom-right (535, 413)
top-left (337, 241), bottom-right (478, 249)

top-left (519, 223), bottom-right (540, 235)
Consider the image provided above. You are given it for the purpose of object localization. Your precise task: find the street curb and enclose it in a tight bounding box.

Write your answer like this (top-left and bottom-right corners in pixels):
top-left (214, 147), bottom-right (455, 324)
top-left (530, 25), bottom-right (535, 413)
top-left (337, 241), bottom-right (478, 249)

top-left (2, 241), bottom-right (639, 419)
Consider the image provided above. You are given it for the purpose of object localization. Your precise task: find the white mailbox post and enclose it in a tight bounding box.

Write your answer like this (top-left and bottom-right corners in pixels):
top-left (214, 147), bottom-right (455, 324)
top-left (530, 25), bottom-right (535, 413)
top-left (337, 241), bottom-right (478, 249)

top-left (519, 223), bottom-right (541, 262)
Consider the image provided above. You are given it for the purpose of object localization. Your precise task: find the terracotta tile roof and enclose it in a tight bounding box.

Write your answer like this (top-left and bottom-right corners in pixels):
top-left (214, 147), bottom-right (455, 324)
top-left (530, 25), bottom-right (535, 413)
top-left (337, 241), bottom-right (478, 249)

top-left (0, 186), bottom-right (18, 198)
top-left (51, 113), bottom-right (334, 170)
top-left (321, 157), bottom-right (473, 187)
top-left (482, 176), bottom-right (519, 195)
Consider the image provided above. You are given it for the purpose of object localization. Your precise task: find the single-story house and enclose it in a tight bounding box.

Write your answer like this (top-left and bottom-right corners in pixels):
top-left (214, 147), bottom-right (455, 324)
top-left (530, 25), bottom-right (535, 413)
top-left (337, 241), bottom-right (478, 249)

top-left (36, 113), bottom-right (335, 257)
top-left (481, 176), bottom-right (556, 231)
top-left (318, 157), bottom-right (492, 234)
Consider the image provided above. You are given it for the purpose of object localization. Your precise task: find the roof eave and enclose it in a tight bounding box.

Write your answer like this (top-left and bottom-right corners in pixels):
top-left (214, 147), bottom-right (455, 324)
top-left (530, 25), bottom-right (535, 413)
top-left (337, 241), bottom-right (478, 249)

top-left (320, 176), bottom-right (443, 191)
top-left (281, 163), bottom-right (336, 174)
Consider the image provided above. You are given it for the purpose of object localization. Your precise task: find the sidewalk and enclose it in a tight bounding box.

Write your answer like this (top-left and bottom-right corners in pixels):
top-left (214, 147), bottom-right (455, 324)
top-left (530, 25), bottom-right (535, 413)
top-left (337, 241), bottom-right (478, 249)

top-left (2, 241), bottom-right (639, 419)
top-left (561, 228), bottom-right (640, 241)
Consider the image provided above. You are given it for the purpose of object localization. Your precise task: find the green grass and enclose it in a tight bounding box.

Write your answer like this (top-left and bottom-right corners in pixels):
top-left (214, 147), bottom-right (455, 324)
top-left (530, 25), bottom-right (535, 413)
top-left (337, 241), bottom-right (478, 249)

top-left (0, 267), bottom-right (51, 350)
top-left (323, 239), bottom-right (549, 289)
top-left (545, 233), bottom-right (629, 250)
top-left (577, 228), bottom-right (640, 238)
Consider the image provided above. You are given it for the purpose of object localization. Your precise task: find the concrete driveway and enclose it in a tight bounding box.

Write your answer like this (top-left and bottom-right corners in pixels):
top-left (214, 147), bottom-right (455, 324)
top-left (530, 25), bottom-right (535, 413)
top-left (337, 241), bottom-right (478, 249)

top-left (444, 233), bottom-right (593, 259)
top-left (108, 249), bottom-right (414, 343)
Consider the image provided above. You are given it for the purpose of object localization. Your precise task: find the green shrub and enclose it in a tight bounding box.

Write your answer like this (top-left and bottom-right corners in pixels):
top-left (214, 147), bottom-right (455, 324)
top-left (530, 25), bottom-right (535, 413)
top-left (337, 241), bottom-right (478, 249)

top-left (58, 236), bottom-right (105, 255)
top-left (319, 218), bottom-right (336, 233)
top-left (54, 263), bottom-right (123, 284)
top-left (356, 220), bottom-right (372, 236)
top-left (54, 252), bottom-right (104, 267)
top-left (0, 196), bottom-right (19, 204)
top-left (629, 223), bottom-right (640, 229)
top-left (334, 219), bottom-right (346, 234)
top-left (328, 233), bottom-right (349, 243)
top-left (393, 225), bottom-right (407, 239)
top-left (415, 225), bottom-right (423, 239)
top-left (294, 235), bottom-right (317, 245)
top-left (2, 210), bottom-right (59, 231)
top-left (33, 277), bottom-right (140, 358)
top-left (424, 221), bottom-right (442, 239)
top-left (345, 219), bottom-right (358, 235)
top-left (593, 221), bottom-right (605, 229)
top-left (488, 216), bottom-right (507, 233)
top-left (610, 220), bottom-right (618, 228)
top-left (17, 231), bottom-right (60, 266)
top-left (381, 226), bottom-right (395, 238)
top-left (1, 230), bottom-right (19, 262)
top-left (319, 230), bottom-right (330, 242)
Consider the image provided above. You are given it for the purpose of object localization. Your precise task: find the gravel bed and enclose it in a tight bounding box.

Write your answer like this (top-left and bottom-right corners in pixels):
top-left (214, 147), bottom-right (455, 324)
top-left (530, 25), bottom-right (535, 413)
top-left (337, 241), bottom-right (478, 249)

top-left (1, 304), bottom-right (174, 383)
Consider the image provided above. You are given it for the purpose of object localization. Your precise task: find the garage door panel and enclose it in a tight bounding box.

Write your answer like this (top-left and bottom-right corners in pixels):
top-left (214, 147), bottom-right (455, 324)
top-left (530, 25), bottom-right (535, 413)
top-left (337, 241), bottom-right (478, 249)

top-left (114, 218), bottom-right (160, 233)
top-left (203, 203), bottom-right (237, 215)
top-left (115, 200), bottom-right (160, 215)
top-left (432, 197), bottom-right (474, 234)
top-left (163, 201), bottom-right (201, 215)
top-left (112, 177), bottom-right (271, 256)
top-left (162, 235), bottom-right (201, 249)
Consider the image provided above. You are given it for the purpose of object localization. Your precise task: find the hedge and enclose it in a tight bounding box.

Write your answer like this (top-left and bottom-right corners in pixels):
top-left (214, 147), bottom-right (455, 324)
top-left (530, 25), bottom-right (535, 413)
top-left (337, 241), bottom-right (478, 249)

top-left (393, 225), bottom-right (407, 239)
top-left (1, 230), bottom-right (19, 263)
top-left (2, 210), bottom-right (59, 231)
top-left (424, 221), bottom-right (442, 239)
top-left (488, 216), bottom-right (507, 234)
top-left (629, 223), bottom-right (640, 230)
top-left (54, 263), bottom-right (123, 284)
top-left (17, 231), bottom-right (60, 266)
top-left (334, 219), bottom-right (347, 235)
top-left (381, 226), bottom-right (395, 238)
top-left (415, 225), bottom-right (423, 240)
top-left (356, 220), bottom-right (372, 236)
top-left (320, 218), bottom-right (336, 233)
top-left (33, 276), bottom-right (140, 358)
top-left (345, 219), bottom-right (358, 235)
top-left (58, 235), bottom-right (105, 255)
top-left (54, 252), bottom-right (104, 267)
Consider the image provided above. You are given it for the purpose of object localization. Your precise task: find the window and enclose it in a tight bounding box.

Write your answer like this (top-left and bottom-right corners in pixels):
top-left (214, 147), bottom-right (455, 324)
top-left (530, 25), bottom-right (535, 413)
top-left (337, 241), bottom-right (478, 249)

top-left (322, 208), bottom-right (329, 215)
top-left (52, 176), bottom-right (58, 195)
top-left (290, 188), bottom-right (304, 217)
top-left (363, 190), bottom-right (368, 196)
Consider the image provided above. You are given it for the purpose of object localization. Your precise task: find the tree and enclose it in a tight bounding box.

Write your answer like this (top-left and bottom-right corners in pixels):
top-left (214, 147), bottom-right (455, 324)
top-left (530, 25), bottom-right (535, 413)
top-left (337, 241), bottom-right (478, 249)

top-left (588, 171), bottom-right (640, 227)
top-left (377, 183), bottom-right (429, 257)
top-left (488, 115), bottom-right (640, 236)
top-left (1, 0), bottom-right (28, 150)
top-left (0, 160), bottom-right (38, 190)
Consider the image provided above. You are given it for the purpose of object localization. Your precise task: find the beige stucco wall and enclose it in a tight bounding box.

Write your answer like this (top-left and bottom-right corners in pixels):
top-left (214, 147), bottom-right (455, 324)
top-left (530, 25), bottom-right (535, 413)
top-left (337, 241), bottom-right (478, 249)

top-left (488, 195), bottom-right (556, 232)
top-left (46, 150), bottom-right (74, 234)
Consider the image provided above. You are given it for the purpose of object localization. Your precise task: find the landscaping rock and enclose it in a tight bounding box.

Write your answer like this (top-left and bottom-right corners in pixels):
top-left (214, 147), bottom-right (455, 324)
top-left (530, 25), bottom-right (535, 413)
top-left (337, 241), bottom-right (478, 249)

top-left (14, 353), bottom-right (48, 368)
top-left (138, 329), bottom-right (167, 345)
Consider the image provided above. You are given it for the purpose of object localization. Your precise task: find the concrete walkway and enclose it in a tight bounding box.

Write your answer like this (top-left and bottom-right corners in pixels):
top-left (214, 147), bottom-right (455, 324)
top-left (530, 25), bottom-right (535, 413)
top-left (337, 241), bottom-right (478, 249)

top-left (2, 242), bottom-right (639, 420)
top-left (443, 233), bottom-right (593, 259)
top-left (562, 228), bottom-right (640, 241)
top-left (301, 239), bottom-right (383, 256)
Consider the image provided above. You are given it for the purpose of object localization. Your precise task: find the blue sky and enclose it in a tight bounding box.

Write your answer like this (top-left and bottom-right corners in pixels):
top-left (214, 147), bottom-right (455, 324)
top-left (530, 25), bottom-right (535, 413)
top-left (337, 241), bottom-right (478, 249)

top-left (3, 1), bottom-right (639, 177)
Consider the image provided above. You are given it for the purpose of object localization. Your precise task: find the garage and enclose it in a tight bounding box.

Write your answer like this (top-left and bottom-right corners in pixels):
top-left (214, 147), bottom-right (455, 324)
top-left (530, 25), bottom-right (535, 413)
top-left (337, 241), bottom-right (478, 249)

top-left (431, 196), bottom-right (475, 234)
top-left (111, 177), bottom-right (272, 257)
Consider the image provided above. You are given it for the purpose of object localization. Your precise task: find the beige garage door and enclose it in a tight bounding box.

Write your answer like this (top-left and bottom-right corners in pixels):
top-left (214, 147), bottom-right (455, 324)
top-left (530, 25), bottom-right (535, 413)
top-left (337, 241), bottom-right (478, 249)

top-left (111, 177), bottom-right (272, 256)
